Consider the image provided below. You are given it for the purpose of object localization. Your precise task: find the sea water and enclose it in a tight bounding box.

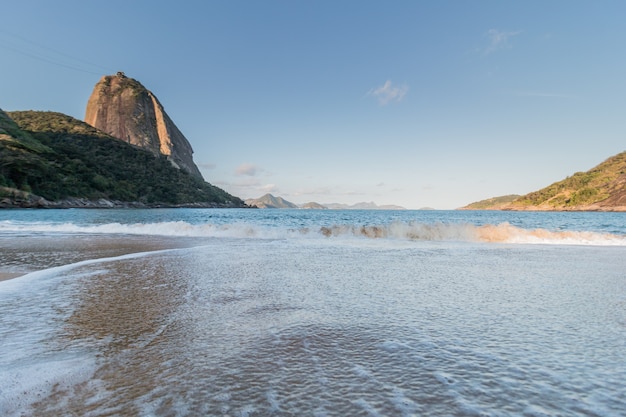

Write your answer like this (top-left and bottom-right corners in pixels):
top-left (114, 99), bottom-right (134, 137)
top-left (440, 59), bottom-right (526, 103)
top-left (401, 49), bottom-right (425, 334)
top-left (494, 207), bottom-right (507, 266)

top-left (0, 209), bottom-right (624, 416)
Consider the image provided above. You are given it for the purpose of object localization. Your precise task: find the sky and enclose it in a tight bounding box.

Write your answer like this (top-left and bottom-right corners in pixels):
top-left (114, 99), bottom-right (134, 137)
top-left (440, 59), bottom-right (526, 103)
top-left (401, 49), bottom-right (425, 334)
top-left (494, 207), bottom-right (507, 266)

top-left (1, 1), bottom-right (625, 209)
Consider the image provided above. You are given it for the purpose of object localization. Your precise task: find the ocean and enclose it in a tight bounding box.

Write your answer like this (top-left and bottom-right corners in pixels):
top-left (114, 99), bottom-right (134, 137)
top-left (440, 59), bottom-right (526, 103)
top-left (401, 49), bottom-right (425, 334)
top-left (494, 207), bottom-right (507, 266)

top-left (0, 208), bottom-right (624, 416)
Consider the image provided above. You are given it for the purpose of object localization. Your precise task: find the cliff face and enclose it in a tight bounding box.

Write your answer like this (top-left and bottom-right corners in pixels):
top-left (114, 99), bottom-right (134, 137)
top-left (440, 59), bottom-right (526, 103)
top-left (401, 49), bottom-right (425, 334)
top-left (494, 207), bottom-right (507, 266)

top-left (85, 73), bottom-right (203, 179)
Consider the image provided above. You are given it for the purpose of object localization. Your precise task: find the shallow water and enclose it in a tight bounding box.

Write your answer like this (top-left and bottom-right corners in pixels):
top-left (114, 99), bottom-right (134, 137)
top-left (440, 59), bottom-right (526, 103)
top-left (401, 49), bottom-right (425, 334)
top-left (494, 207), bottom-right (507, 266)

top-left (0, 209), bottom-right (625, 416)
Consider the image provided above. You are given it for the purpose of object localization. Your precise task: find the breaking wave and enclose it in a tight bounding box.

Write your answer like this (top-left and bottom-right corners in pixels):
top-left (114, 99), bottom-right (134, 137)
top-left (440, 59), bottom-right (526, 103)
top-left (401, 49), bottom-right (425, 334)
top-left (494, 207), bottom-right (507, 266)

top-left (319, 221), bottom-right (626, 245)
top-left (1, 220), bottom-right (625, 246)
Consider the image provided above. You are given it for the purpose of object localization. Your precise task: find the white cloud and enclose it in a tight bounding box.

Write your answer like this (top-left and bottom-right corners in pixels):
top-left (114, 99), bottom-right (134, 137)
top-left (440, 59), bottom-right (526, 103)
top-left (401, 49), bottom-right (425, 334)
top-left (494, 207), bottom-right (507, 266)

top-left (235, 163), bottom-right (259, 176)
top-left (368, 80), bottom-right (408, 105)
top-left (484, 29), bottom-right (521, 54)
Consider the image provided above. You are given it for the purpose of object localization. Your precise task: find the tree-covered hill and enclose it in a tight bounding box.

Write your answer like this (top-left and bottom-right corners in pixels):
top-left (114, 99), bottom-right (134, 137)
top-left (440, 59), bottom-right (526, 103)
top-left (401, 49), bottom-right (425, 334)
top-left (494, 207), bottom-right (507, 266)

top-left (0, 110), bottom-right (245, 208)
top-left (460, 152), bottom-right (626, 211)
top-left (459, 194), bottom-right (520, 210)
top-left (506, 152), bottom-right (626, 211)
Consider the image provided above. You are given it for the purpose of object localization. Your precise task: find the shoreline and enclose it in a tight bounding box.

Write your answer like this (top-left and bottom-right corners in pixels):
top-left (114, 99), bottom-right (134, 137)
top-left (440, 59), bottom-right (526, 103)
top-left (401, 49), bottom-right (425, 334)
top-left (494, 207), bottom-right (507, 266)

top-left (0, 234), bottom-right (205, 285)
top-left (0, 272), bottom-right (26, 282)
top-left (0, 187), bottom-right (250, 209)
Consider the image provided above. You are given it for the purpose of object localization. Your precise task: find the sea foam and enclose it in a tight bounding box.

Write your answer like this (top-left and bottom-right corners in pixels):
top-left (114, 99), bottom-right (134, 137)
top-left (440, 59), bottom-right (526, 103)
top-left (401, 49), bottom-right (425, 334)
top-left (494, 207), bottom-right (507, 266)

top-left (0, 219), bottom-right (624, 246)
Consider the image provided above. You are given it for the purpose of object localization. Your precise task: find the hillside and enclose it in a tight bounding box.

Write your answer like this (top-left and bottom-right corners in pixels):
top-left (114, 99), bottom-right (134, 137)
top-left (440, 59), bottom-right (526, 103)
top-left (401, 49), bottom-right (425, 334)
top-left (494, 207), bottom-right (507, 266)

top-left (461, 152), bottom-right (626, 211)
top-left (459, 195), bottom-right (520, 210)
top-left (300, 202), bottom-right (327, 209)
top-left (0, 110), bottom-right (245, 208)
top-left (507, 152), bottom-right (626, 211)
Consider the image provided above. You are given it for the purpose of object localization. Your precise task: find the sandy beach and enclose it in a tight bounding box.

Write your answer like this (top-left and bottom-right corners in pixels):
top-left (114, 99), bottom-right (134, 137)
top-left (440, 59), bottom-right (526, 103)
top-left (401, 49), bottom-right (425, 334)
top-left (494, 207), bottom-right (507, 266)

top-left (1, 209), bottom-right (625, 416)
top-left (0, 272), bottom-right (23, 282)
top-left (0, 234), bottom-right (203, 285)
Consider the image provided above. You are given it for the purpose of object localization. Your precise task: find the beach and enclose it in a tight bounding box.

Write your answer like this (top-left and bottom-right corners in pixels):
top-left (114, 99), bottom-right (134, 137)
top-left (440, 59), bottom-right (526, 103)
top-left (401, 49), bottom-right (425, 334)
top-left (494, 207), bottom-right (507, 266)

top-left (1, 209), bottom-right (625, 416)
top-left (0, 272), bottom-right (22, 281)
top-left (0, 233), bottom-right (200, 280)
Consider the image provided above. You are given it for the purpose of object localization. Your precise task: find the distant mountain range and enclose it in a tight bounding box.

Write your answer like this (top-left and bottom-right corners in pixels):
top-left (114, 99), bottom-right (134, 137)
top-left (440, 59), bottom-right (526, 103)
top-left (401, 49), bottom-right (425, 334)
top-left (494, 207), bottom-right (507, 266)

top-left (251, 150), bottom-right (626, 211)
top-left (461, 152), bottom-right (626, 211)
top-left (245, 194), bottom-right (407, 210)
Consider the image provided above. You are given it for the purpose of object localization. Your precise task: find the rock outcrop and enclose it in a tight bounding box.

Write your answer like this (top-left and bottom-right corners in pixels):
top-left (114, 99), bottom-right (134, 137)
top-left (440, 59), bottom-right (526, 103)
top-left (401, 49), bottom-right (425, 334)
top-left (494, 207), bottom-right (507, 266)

top-left (85, 72), bottom-right (203, 179)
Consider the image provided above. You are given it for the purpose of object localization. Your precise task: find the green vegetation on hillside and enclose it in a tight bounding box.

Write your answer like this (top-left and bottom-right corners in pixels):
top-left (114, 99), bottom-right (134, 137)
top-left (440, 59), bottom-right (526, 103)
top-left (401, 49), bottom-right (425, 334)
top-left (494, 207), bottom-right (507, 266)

top-left (510, 152), bottom-right (626, 209)
top-left (459, 152), bottom-right (626, 211)
top-left (461, 194), bottom-right (520, 210)
top-left (0, 111), bottom-right (244, 206)
top-left (0, 110), bottom-right (51, 153)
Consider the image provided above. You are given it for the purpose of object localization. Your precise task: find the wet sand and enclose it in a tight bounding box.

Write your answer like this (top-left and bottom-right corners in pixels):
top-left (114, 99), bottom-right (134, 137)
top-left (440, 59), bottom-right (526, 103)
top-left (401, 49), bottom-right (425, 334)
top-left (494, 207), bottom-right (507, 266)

top-left (0, 272), bottom-right (24, 282)
top-left (0, 234), bottom-right (205, 284)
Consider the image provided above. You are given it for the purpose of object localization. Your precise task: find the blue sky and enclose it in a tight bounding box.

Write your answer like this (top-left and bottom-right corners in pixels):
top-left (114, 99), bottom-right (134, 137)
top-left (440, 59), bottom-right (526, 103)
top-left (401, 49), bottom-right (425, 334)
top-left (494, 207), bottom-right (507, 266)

top-left (2, 1), bottom-right (625, 209)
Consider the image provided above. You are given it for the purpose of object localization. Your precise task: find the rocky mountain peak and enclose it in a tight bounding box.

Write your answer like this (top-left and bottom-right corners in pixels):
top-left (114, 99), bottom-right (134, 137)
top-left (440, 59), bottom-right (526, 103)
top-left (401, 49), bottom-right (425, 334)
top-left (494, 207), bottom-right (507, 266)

top-left (84, 73), bottom-right (203, 179)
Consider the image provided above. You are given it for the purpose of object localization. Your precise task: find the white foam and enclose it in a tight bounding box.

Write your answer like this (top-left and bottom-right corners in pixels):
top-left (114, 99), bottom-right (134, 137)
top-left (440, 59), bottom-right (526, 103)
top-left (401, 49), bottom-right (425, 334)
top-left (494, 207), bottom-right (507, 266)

top-left (0, 248), bottom-right (187, 415)
top-left (353, 364), bottom-right (371, 378)
top-left (352, 398), bottom-right (383, 417)
top-left (390, 387), bottom-right (420, 416)
top-left (1, 219), bottom-right (624, 246)
top-left (433, 371), bottom-right (457, 386)
top-left (523, 404), bottom-right (557, 417)
top-left (238, 404), bottom-right (257, 417)
top-left (378, 340), bottom-right (411, 352)
top-left (475, 222), bottom-right (626, 246)
top-left (0, 247), bottom-right (179, 294)
top-left (266, 389), bottom-right (281, 413)
top-left (0, 354), bottom-right (97, 417)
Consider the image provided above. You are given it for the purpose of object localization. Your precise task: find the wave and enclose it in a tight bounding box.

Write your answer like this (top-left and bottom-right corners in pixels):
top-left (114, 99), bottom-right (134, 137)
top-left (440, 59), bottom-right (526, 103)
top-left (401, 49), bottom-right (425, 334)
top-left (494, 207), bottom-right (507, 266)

top-left (1, 220), bottom-right (625, 246)
top-left (320, 222), bottom-right (626, 246)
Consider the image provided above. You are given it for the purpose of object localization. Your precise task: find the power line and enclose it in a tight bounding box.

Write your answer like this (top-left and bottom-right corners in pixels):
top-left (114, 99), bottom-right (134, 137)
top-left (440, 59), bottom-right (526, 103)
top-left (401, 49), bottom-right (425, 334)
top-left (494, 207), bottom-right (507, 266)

top-left (0, 43), bottom-right (104, 76)
top-left (0, 29), bottom-right (111, 75)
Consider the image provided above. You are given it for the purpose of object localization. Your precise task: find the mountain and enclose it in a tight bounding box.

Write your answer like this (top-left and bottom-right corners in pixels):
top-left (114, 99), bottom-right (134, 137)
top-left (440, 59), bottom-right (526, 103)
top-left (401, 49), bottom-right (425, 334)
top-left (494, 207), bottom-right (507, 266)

top-left (245, 194), bottom-right (298, 209)
top-left (0, 110), bottom-right (245, 208)
top-left (507, 152), bottom-right (626, 211)
top-left (245, 194), bottom-right (407, 210)
top-left (459, 195), bottom-right (520, 210)
top-left (300, 202), bottom-right (327, 209)
top-left (460, 152), bottom-right (626, 211)
top-left (85, 72), bottom-right (203, 179)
